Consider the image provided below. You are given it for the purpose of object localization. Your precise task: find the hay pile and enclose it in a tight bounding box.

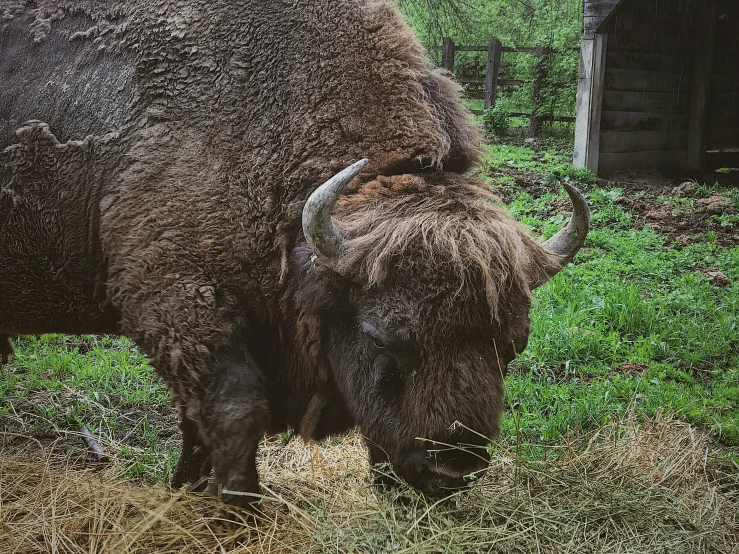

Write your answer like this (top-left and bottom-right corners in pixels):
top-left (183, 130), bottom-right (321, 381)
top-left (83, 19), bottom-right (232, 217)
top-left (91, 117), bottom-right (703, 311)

top-left (1, 413), bottom-right (737, 554)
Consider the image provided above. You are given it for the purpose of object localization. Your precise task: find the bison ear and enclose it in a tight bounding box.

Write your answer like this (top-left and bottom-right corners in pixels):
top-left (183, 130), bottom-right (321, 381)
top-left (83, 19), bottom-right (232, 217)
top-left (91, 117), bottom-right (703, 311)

top-left (530, 183), bottom-right (590, 289)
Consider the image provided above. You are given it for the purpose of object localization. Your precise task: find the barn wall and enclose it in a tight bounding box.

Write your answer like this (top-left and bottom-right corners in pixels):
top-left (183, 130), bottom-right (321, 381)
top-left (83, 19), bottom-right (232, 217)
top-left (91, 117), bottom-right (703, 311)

top-left (582, 0), bottom-right (621, 39)
top-left (597, 0), bottom-right (696, 175)
top-left (707, 2), bottom-right (739, 169)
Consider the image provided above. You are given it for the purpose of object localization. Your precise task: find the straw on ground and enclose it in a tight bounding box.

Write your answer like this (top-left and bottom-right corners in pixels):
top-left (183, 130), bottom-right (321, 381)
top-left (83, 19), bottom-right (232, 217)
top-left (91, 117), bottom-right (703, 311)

top-left (1, 411), bottom-right (737, 554)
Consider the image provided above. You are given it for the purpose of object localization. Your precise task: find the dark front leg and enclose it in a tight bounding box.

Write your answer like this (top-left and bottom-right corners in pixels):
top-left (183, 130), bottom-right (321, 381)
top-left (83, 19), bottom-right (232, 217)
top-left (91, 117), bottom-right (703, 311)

top-left (171, 406), bottom-right (212, 491)
top-left (199, 347), bottom-right (270, 509)
top-left (0, 335), bottom-right (13, 366)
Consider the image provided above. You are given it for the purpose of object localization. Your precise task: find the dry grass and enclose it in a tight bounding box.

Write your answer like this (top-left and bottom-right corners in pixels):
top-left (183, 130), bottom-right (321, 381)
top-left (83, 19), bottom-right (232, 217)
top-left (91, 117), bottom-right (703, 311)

top-left (1, 412), bottom-right (737, 554)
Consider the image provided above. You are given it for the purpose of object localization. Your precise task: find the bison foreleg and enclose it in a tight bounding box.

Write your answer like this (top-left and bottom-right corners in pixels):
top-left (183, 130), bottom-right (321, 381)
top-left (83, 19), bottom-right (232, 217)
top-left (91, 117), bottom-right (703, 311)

top-left (199, 347), bottom-right (270, 509)
top-left (0, 335), bottom-right (13, 366)
top-left (171, 407), bottom-right (212, 491)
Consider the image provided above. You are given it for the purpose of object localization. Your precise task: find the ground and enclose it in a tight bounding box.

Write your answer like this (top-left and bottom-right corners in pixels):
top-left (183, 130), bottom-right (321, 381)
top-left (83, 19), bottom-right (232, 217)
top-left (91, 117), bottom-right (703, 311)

top-left (1, 138), bottom-right (738, 553)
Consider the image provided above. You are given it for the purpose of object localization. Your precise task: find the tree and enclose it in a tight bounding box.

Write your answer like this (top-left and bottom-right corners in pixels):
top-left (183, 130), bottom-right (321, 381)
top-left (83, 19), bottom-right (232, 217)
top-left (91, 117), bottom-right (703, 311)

top-left (396, 0), bottom-right (581, 47)
top-left (395, 0), bottom-right (583, 125)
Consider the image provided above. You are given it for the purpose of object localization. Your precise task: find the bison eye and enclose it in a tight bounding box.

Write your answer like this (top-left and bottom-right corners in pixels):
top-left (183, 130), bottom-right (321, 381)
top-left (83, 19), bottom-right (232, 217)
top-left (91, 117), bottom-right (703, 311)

top-left (373, 338), bottom-right (386, 349)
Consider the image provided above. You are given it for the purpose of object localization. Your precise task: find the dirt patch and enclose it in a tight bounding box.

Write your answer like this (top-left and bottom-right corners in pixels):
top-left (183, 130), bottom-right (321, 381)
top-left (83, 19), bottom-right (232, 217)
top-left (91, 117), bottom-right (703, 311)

top-left (532, 361), bottom-right (650, 385)
top-left (490, 166), bottom-right (739, 248)
top-left (610, 363), bottom-right (650, 378)
top-left (487, 171), bottom-right (549, 202)
top-left (614, 192), bottom-right (739, 248)
top-left (58, 336), bottom-right (98, 355)
top-left (699, 269), bottom-right (732, 287)
top-left (598, 171), bottom-right (739, 247)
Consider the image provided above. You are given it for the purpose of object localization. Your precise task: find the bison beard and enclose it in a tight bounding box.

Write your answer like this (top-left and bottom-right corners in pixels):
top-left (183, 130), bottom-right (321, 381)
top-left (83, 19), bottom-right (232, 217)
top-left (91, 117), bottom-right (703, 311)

top-left (0, 0), bottom-right (588, 507)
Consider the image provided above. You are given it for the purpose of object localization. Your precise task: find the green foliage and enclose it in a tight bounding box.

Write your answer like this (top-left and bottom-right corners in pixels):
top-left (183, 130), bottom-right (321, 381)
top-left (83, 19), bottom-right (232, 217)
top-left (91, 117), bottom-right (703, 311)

top-left (708, 213), bottom-right (739, 228)
top-left (483, 104), bottom-right (509, 136)
top-left (694, 180), bottom-right (718, 198)
top-left (396, 0), bottom-right (582, 127)
top-left (483, 143), bottom-right (571, 174)
top-left (542, 165), bottom-right (598, 187)
top-left (396, 0), bottom-right (582, 50)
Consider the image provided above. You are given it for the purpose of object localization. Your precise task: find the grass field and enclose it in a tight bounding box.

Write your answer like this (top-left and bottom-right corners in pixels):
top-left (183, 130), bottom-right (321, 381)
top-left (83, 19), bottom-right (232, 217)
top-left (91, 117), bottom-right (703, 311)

top-left (1, 139), bottom-right (738, 552)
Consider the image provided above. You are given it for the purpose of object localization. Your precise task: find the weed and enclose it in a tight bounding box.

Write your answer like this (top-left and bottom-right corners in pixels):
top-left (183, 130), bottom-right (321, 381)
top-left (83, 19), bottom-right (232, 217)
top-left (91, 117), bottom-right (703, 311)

top-left (483, 143), bottom-right (571, 175)
top-left (695, 181), bottom-right (719, 198)
top-left (657, 195), bottom-right (693, 216)
top-left (708, 214), bottom-right (739, 228)
top-left (483, 104), bottom-right (509, 137)
top-left (493, 175), bottom-right (515, 187)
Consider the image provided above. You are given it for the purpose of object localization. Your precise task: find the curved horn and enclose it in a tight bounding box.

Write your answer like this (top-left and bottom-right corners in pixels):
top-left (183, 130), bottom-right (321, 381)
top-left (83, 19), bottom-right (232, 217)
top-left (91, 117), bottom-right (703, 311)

top-left (302, 159), bottom-right (368, 276)
top-left (533, 182), bottom-right (590, 289)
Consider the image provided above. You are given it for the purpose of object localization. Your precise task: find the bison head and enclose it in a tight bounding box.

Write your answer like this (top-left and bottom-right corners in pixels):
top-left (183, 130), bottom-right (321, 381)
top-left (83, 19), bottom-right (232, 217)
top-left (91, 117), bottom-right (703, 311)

top-left (298, 160), bottom-right (588, 496)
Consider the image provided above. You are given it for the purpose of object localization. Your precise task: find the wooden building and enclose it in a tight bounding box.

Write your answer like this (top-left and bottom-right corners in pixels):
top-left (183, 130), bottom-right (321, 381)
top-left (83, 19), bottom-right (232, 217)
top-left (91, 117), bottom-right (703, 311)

top-left (573, 0), bottom-right (738, 176)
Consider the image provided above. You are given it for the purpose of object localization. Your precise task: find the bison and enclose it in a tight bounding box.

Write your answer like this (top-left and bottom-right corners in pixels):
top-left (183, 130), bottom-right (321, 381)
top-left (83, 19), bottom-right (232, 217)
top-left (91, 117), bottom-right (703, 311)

top-left (0, 0), bottom-right (589, 505)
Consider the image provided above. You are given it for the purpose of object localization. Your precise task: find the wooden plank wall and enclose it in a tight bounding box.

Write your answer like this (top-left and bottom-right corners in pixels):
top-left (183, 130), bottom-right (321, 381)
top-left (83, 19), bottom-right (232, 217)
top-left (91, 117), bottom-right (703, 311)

top-left (583, 0), bottom-right (622, 39)
top-left (707, 2), bottom-right (739, 167)
top-left (597, 0), bottom-right (696, 174)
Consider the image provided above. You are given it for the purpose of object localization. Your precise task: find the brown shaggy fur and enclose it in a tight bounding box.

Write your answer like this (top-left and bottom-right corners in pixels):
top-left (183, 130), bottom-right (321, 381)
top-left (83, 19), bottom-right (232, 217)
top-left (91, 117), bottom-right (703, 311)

top-left (336, 173), bottom-right (545, 321)
top-left (1, 0), bottom-right (567, 504)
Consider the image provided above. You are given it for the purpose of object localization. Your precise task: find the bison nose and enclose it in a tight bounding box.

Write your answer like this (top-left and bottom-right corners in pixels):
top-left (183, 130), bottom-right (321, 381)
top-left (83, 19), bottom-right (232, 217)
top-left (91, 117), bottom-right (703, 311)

top-left (427, 456), bottom-right (488, 482)
top-left (400, 449), bottom-right (489, 496)
top-left (426, 451), bottom-right (489, 484)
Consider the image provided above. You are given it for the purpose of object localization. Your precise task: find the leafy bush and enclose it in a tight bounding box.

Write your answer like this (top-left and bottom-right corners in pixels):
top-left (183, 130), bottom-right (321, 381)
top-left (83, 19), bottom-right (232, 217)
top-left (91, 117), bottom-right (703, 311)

top-left (483, 104), bottom-right (509, 137)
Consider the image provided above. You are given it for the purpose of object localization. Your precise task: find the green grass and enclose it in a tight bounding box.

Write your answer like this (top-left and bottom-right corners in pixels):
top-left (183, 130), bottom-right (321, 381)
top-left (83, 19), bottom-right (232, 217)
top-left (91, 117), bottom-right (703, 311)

top-left (483, 143), bottom-right (573, 174)
top-left (1, 141), bottom-right (737, 485)
top-left (1, 334), bottom-right (177, 480)
top-left (9, 335), bottom-right (166, 404)
top-left (462, 98), bottom-right (484, 113)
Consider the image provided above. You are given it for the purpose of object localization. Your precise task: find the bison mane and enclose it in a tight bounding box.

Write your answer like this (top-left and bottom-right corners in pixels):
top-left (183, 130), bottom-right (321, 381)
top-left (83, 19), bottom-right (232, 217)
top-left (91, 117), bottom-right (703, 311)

top-left (333, 173), bottom-right (549, 321)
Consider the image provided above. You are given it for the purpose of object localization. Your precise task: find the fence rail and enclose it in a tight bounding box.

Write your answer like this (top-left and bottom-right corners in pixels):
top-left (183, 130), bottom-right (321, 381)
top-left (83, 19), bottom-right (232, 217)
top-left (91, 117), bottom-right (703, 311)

top-left (428, 45), bottom-right (546, 53)
top-left (427, 38), bottom-right (579, 130)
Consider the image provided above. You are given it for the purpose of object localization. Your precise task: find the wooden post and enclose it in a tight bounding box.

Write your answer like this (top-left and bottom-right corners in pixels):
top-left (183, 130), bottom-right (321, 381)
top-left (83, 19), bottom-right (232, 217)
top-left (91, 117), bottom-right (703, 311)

top-left (573, 34), bottom-right (607, 174)
top-left (574, 0), bottom-right (622, 173)
top-left (441, 37), bottom-right (455, 74)
top-left (530, 45), bottom-right (551, 136)
top-left (484, 38), bottom-right (502, 111)
top-left (688, 2), bottom-right (717, 171)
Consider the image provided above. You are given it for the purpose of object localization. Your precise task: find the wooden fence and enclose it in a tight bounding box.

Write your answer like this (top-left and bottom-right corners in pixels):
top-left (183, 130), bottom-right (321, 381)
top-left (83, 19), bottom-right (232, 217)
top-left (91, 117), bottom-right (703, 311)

top-left (428, 38), bottom-right (578, 131)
